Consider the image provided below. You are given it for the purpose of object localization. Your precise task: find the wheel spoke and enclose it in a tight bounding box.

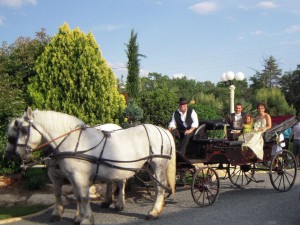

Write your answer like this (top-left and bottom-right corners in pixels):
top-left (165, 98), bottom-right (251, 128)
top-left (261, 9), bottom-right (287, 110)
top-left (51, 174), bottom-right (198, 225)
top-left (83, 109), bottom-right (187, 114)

top-left (269, 150), bottom-right (297, 192)
top-left (191, 167), bottom-right (220, 207)
top-left (228, 164), bottom-right (255, 187)
top-left (283, 172), bottom-right (292, 186)
top-left (195, 190), bottom-right (204, 203)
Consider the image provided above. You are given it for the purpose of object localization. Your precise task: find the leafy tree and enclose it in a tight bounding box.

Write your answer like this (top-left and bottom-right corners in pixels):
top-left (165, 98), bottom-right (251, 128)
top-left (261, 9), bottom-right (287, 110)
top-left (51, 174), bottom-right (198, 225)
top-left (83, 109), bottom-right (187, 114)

top-left (28, 23), bottom-right (125, 125)
top-left (139, 73), bottom-right (177, 127)
top-left (172, 76), bottom-right (197, 100)
top-left (0, 29), bottom-right (50, 114)
top-left (139, 87), bottom-right (176, 127)
top-left (140, 72), bottom-right (173, 91)
top-left (0, 74), bottom-right (25, 125)
top-left (123, 98), bottom-right (143, 127)
top-left (250, 56), bottom-right (282, 89)
top-left (279, 65), bottom-right (300, 115)
top-left (125, 29), bottom-right (145, 99)
top-left (0, 29), bottom-right (50, 170)
top-left (3, 30), bottom-right (51, 101)
top-left (0, 73), bottom-right (25, 174)
top-left (192, 103), bottom-right (222, 120)
top-left (195, 81), bottom-right (216, 95)
top-left (194, 92), bottom-right (224, 116)
top-left (255, 88), bottom-right (296, 116)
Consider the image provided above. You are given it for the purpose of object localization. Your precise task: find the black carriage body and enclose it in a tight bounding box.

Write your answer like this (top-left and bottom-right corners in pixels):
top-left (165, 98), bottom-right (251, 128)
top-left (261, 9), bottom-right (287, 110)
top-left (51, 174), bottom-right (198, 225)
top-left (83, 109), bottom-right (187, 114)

top-left (183, 116), bottom-right (297, 166)
top-left (175, 115), bottom-right (297, 207)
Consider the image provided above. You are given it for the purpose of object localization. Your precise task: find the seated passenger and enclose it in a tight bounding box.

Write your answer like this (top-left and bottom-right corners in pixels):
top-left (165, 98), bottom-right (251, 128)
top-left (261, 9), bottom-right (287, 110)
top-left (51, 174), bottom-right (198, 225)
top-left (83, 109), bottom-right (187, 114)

top-left (239, 102), bottom-right (272, 160)
top-left (226, 103), bottom-right (246, 140)
top-left (168, 97), bottom-right (199, 155)
top-left (241, 114), bottom-right (254, 134)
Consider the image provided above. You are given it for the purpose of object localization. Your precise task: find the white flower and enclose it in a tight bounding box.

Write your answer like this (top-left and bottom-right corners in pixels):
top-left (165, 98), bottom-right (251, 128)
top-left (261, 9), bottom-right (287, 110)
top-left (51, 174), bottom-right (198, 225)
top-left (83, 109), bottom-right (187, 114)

top-left (254, 121), bottom-right (261, 132)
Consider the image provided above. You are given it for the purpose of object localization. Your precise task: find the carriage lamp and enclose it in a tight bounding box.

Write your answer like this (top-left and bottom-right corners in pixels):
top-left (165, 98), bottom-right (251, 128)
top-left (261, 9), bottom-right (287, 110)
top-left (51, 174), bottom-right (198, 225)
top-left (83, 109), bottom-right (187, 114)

top-left (220, 71), bottom-right (245, 114)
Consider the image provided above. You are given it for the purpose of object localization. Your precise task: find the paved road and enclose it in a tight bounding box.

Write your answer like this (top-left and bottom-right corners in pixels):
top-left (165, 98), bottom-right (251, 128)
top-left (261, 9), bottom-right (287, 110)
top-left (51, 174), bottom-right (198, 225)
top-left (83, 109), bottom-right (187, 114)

top-left (5, 172), bottom-right (300, 225)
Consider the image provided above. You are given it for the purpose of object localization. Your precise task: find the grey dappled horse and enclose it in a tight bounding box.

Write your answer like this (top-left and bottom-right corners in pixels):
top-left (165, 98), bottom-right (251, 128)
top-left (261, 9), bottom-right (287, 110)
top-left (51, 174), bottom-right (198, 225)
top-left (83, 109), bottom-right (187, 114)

top-left (5, 108), bottom-right (176, 225)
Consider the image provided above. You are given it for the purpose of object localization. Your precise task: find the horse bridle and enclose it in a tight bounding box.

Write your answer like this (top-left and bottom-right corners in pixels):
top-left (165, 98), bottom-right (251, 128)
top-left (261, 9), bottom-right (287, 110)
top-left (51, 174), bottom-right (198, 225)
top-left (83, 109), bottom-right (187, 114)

top-left (15, 117), bottom-right (110, 156)
top-left (15, 118), bottom-right (44, 154)
top-left (8, 117), bottom-right (88, 170)
top-left (5, 118), bottom-right (40, 166)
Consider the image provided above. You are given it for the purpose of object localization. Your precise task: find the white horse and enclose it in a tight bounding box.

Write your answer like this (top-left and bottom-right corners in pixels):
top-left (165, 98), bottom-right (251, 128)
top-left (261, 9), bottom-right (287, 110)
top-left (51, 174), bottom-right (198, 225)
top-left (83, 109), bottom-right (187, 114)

top-left (5, 108), bottom-right (176, 225)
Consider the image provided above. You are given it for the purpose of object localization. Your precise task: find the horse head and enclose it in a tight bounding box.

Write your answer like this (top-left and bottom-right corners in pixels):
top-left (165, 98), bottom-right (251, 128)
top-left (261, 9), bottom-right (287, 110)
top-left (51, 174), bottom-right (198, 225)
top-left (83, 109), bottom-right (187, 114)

top-left (5, 107), bottom-right (44, 163)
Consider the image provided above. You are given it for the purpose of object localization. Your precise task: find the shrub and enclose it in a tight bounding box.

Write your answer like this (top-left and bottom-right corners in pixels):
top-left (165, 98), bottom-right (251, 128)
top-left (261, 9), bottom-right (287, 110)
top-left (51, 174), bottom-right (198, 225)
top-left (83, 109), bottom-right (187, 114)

top-left (22, 168), bottom-right (48, 190)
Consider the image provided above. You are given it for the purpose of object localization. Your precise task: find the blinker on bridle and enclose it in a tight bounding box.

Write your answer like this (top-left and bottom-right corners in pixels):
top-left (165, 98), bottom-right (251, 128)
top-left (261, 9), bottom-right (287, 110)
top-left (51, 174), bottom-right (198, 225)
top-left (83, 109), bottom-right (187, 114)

top-left (15, 118), bottom-right (43, 154)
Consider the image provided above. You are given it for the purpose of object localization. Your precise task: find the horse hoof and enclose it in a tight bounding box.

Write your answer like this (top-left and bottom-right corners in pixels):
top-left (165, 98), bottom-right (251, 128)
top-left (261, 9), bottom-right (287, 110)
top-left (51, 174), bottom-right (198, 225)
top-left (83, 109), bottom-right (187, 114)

top-left (114, 206), bottom-right (124, 211)
top-left (146, 214), bottom-right (159, 220)
top-left (100, 202), bottom-right (110, 208)
top-left (49, 215), bottom-right (62, 222)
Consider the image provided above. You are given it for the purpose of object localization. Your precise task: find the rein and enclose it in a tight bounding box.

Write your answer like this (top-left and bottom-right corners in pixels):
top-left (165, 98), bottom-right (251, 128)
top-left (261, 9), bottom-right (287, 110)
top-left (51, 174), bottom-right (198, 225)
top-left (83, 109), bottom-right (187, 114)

top-left (32, 127), bottom-right (82, 152)
top-left (17, 118), bottom-right (174, 193)
top-left (19, 120), bottom-right (173, 174)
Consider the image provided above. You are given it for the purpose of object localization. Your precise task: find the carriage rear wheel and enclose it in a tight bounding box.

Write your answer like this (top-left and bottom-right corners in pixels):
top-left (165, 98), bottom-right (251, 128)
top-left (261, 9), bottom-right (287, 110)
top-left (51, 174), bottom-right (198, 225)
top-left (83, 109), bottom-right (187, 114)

top-left (228, 163), bottom-right (255, 187)
top-left (269, 150), bottom-right (297, 192)
top-left (134, 169), bottom-right (172, 200)
top-left (191, 167), bottom-right (220, 207)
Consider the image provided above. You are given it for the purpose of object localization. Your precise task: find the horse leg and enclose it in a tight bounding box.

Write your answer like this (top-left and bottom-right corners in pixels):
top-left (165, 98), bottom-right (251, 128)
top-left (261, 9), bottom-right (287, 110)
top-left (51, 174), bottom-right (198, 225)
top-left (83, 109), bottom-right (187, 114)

top-left (70, 173), bottom-right (94, 225)
top-left (100, 181), bottom-right (114, 208)
top-left (114, 179), bottom-right (126, 211)
top-left (72, 185), bottom-right (82, 224)
top-left (147, 167), bottom-right (167, 220)
top-left (47, 166), bottom-right (64, 222)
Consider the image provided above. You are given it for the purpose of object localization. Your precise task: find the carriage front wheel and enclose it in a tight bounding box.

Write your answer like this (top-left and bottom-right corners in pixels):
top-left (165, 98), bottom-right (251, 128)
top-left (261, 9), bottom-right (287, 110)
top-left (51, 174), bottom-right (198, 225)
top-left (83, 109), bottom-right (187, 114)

top-left (191, 167), bottom-right (220, 207)
top-left (269, 150), bottom-right (297, 192)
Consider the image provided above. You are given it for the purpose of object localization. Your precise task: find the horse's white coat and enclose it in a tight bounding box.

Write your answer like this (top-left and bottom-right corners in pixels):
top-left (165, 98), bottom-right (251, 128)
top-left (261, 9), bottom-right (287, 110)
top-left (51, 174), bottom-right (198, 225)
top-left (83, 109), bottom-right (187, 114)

top-left (6, 108), bottom-right (176, 225)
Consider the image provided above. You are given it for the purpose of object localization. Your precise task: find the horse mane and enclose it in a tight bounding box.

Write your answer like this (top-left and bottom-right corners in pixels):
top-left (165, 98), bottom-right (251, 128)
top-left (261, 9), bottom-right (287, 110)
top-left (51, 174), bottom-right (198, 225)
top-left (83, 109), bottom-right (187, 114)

top-left (27, 109), bottom-right (85, 134)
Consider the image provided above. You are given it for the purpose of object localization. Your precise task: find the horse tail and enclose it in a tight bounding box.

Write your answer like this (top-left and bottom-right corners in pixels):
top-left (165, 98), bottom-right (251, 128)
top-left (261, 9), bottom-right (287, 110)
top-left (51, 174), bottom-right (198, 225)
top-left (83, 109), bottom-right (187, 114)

top-left (166, 137), bottom-right (176, 195)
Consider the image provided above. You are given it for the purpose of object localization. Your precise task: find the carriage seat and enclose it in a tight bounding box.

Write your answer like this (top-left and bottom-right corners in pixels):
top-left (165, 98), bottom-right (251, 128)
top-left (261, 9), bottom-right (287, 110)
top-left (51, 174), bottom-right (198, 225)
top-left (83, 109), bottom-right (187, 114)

top-left (193, 138), bottom-right (227, 144)
top-left (224, 140), bottom-right (244, 147)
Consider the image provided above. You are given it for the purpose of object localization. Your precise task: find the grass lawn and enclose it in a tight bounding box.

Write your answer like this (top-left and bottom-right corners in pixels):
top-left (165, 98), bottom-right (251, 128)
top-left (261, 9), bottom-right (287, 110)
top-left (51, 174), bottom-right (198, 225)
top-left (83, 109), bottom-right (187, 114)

top-left (0, 205), bottom-right (50, 220)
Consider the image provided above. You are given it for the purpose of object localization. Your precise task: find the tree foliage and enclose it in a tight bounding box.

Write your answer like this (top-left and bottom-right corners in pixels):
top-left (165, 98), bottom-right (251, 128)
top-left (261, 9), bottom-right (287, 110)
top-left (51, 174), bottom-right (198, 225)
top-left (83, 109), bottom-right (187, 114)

top-left (194, 92), bottom-right (223, 116)
top-left (139, 73), bottom-right (177, 127)
top-left (0, 29), bottom-right (51, 118)
top-left (250, 56), bottom-right (282, 89)
top-left (3, 29), bottom-right (51, 91)
top-left (192, 103), bottom-right (222, 120)
top-left (280, 65), bottom-right (300, 115)
top-left (123, 98), bottom-right (143, 127)
top-left (28, 23), bottom-right (125, 125)
top-left (0, 29), bottom-right (50, 169)
top-left (172, 77), bottom-right (197, 100)
top-left (125, 29), bottom-right (145, 99)
top-left (255, 88), bottom-right (296, 116)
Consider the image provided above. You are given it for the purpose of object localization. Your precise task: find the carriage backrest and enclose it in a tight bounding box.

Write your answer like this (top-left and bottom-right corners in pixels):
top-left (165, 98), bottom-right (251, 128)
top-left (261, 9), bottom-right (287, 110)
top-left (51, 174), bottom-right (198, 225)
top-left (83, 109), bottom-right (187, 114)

top-left (193, 124), bottom-right (207, 140)
top-left (193, 119), bottom-right (227, 141)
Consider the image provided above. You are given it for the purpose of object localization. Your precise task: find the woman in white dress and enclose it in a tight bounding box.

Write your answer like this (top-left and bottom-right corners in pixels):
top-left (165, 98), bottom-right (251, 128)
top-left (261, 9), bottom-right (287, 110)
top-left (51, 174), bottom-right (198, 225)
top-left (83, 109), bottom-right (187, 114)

top-left (240, 102), bottom-right (272, 160)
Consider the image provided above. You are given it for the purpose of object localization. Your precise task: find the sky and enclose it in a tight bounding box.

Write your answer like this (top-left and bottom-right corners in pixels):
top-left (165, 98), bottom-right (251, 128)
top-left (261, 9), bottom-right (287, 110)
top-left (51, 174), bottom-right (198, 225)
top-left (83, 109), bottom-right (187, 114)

top-left (0, 0), bottom-right (299, 84)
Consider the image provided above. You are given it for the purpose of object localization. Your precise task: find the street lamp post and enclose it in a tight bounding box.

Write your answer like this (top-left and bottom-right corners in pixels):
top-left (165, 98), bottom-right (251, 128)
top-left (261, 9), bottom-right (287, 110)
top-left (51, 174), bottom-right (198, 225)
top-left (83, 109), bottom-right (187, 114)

top-left (221, 71), bottom-right (245, 114)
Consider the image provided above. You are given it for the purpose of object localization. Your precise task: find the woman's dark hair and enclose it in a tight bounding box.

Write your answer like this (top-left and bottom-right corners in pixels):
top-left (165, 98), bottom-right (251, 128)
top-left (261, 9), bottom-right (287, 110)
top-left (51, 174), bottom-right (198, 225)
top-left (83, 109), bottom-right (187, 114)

top-left (257, 102), bottom-right (266, 109)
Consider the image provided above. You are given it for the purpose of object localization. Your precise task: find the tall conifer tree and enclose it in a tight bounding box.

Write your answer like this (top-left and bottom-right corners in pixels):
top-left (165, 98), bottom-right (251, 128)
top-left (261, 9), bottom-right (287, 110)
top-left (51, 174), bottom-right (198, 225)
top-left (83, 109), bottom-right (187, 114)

top-left (125, 29), bottom-right (145, 99)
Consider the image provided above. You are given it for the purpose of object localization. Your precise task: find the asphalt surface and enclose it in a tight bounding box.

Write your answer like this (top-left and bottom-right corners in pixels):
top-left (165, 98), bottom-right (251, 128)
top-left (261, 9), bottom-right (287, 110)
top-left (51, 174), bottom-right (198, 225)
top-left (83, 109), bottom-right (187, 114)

top-left (3, 172), bottom-right (300, 225)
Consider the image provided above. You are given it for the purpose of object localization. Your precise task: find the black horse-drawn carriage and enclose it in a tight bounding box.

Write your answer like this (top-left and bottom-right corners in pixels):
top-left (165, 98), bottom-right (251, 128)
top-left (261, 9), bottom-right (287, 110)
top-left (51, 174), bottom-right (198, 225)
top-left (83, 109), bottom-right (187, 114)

top-left (176, 115), bottom-right (298, 207)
